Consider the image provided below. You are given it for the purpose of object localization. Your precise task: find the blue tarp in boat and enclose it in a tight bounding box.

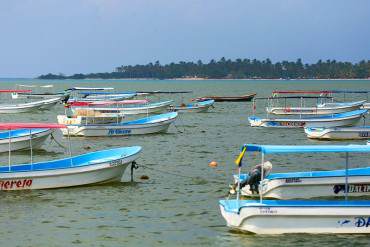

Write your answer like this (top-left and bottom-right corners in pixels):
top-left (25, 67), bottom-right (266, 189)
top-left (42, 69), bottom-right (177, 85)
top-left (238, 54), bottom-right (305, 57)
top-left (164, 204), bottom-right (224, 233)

top-left (0, 129), bottom-right (50, 140)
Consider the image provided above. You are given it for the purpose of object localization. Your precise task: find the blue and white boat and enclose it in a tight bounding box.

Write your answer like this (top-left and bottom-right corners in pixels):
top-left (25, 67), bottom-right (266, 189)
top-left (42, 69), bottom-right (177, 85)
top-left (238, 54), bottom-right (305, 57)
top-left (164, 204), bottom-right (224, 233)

top-left (71, 100), bottom-right (173, 115)
top-left (248, 109), bottom-right (367, 128)
top-left (305, 126), bottom-right (370, 140)
top-left (267, 100), bottom-right (365, 115)
top-left (78, 91), bottom-right (137, 101)
top-left (234, 161), bottom-right (370, 199)
top-left (61, 112), bottom-right (178, 137)
top-left (0, 123), bottom-right (142, 190)
top-left (0, 128), bottom-right (53, 153)
top-left (220, 144), bottom-right (370, 234)
top-left (170, 99), bottom-right (215, 113)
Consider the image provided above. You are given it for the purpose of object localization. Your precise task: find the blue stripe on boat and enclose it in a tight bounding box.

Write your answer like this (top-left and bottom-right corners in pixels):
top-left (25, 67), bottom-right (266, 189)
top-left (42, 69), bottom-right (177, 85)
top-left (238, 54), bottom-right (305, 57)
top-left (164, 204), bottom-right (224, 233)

top-left (119, 112), bottom-right (177, 125)
top-left (118, 100), bottom-right (173, 109)
top-left (237, 166), bottom-right (370, 181)
top-left (220, 199), bottom-right (370, 213)
top-left (320, 100), bottom-right (365, 107)
top-left (312, 109), bottom-right (367, 119)
top-left (196, 99), bottom-right (214, 106)
top-left (249, 109), bottom-right (367, 122)
top-left (0, 129), bottom-right (50, 140)
top-left (68, 112), bottom-right (177, 127)
top-left (240, 143), bottom-right (370, 154)
top-left (179, 99), bottom-right (214, 108)
top-left (0, 146), bottom-right (141, 173)
top-left (78, 91), bottom-right (136, 95)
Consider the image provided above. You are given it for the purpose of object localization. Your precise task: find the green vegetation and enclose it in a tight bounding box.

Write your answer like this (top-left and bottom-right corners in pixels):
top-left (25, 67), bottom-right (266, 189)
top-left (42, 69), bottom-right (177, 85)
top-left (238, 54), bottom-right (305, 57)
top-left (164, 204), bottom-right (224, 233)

top-left (38, 58), bottom-right (370, 80)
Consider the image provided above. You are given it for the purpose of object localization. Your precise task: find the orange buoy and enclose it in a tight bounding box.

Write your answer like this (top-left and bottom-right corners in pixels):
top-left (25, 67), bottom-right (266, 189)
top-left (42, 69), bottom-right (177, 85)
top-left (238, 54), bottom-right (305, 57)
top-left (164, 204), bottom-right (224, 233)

top-left (208, 161), bottom-right (218, 168)
top-left (140, 175), bottom-right (149, 180)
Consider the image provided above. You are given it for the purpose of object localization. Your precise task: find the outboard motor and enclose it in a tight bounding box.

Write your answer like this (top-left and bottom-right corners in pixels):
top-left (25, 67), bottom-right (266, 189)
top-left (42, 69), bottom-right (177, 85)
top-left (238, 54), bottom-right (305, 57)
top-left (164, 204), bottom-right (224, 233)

top-left (241, 161), bottom-right (273, 194)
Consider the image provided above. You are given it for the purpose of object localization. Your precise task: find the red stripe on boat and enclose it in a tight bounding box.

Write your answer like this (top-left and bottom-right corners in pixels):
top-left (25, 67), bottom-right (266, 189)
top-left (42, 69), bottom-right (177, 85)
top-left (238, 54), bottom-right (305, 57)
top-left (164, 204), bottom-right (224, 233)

top-left (0, 89), bottom-right (32, 93)
top-left (67, 99), bottom-right (149, 107)
top-left (0, 123), bottom-right (66, 129)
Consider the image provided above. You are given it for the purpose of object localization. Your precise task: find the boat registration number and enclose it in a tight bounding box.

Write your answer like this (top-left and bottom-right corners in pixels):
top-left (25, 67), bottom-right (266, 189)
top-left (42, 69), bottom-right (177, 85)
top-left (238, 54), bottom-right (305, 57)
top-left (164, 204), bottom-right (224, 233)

top-left (0, 179), bottom-right (33, 190)
top-left (108, 129), bottom-right (132, 135)
top-left (285, 178), bottom-right (302, 183)
top-left (109, 159), bottom-right (123, 167)
top-left (279, 121), bottom-right (305, 127)
top-left (359, 132), bottom-right (370, 137)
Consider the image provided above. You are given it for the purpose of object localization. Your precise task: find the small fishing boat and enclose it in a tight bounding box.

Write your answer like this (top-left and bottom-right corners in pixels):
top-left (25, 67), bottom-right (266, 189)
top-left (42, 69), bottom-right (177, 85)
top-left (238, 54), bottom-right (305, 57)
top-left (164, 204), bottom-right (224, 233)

top-left (329, 90), bottom-right (370, 110)
top-left (0, 123), bottom-right (142, 190)
top-left (170, 99), bottom-right (214, 113)
top-left (305, 126), bottom-right (370, 140)
top-left (234, 162), bottom-right (370, 199)
top-left (248, 109), bottom-right (367, 128)
top-left (194, 93), bottom-right (256, 102)
top-left (71, 100), bottom-right (173, 115)
top-left (57, 114), bottom-right (125, 125)
top-left (60, 112), bottom-right (177, 137)
top-left (66, 99), bottom-right (148, 106)
top-left (266, 100), bottom-right (365, 115)
top-left (220, 143), bottom-right (370, 234)
top-left (61, 100), bottom-right (148, 124)
top-left (67, 87), bottom-right (115, 91)
top-left (78, 91), bottom-right (137, 101)
top-left (11, 85), bottom-right (70, 101)
top-left (137, 90), bottom-right (193, 94)
top-left (0, 128), bottom-right (53, 153)
top-left (272, 90), bottom-right (370, 110)
top-left (272, 90), bottom-right (332, 96)
top-left (0, 97), bottom-right (61, 113)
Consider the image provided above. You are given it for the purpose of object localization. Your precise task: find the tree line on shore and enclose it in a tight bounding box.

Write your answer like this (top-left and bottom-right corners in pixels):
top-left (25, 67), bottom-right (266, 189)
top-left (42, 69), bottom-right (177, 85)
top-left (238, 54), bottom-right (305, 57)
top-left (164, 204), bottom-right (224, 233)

top-left (38, 58), bottom-right (370, 80)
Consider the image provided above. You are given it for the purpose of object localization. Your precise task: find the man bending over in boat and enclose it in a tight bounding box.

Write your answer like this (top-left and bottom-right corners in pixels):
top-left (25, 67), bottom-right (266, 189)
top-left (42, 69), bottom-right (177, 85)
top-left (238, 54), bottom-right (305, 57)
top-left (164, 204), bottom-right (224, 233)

top-left (231, 161), bottom-right (273, 195)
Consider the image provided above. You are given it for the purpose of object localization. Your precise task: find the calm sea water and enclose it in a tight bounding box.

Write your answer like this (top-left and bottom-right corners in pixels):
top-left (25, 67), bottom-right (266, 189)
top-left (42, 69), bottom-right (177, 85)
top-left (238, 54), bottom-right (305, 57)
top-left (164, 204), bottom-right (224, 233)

top-left (0, 79), bottom-right (369, 247)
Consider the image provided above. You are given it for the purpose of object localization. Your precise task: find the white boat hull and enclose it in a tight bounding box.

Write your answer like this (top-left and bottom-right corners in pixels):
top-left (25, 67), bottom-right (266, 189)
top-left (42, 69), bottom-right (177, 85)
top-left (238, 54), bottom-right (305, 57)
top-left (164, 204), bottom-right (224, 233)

top-left (171, 104), bottom-right (212, 113)
top-left (249, 112), bottom-right (365, 128)
top-left (0, 129), bottom-right (52, 153)
top-left (71, 101), bottom-right (172, 115)
top-left (61, 118), bottom-right (175, 137)
top-left (0, 98), bottom-right (61, 113)
top-left (84, 94), bottom-right (135, 101)
top-left (0, 150), bottom-right (140, 190)
top-left (57, 114), bottom-right (124, 125)
top-left (12, 93), bottom-right (69, 101)
top-left (235, 175), bottom-right (370, 199)
top-left (267, 101), bottom-right (365, 115)
top-left (220, 201), bottom-right (370, 234)
top-left (305, 127), bottom-right (370, 140)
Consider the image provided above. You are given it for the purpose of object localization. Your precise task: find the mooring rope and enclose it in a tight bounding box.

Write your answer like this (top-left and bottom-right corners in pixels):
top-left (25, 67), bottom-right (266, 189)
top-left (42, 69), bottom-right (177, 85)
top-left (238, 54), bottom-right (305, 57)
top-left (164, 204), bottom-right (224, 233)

top-left (139, 164), bottom-right (221, 183)
top-left (173, 112), bottom-right (186, 133)
top-left (50, 133), bottom-right (67, 149)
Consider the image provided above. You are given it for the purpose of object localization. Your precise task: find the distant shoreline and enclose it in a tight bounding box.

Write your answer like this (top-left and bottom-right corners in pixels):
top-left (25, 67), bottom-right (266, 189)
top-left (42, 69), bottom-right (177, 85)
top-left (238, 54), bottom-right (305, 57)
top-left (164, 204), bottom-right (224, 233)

top-left (36, 58), bottom-right (370, 81)
top-left (2, 77), bottom-right (370, 81)
top-left (34, 78), bottom-right (370, 81)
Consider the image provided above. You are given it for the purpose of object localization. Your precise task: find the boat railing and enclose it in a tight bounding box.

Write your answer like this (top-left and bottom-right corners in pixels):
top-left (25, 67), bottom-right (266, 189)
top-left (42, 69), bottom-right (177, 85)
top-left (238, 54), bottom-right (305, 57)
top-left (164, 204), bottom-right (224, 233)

top-left (0, 123), bottom-right (72, 171)
top-left (234, 144), bottom-right (370, 205)
top-left (252, 96), bottom-right (334, 118)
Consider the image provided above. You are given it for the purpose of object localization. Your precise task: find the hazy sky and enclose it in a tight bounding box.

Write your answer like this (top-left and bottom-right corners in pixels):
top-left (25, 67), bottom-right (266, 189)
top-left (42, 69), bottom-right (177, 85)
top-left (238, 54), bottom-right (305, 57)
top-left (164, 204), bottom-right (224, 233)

top-left (0, 0), bottom-right (369, 77)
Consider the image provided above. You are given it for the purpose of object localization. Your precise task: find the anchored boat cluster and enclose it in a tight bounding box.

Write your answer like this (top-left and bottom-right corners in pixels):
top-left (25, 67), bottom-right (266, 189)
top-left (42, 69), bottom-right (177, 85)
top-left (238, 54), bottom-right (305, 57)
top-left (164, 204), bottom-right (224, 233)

top-left (220, 89), bottom-right (370, 234)
top-left (0, 85), bottom-right (224, 190)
